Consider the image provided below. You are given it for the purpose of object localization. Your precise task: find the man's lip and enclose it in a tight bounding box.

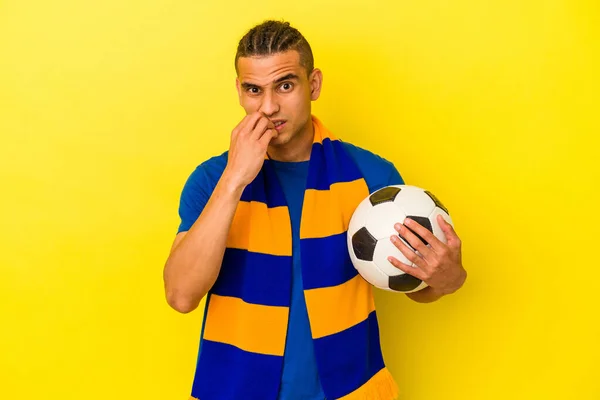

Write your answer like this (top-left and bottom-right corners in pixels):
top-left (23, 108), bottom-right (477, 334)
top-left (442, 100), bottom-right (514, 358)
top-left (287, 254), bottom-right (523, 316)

top-left (272, 120), bottom-right (286, 130)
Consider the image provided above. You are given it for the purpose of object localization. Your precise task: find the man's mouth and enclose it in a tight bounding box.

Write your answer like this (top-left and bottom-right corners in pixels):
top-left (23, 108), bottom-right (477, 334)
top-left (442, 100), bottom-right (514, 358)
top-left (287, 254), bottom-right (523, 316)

top-left (272, 120), bottom-right (286, 131)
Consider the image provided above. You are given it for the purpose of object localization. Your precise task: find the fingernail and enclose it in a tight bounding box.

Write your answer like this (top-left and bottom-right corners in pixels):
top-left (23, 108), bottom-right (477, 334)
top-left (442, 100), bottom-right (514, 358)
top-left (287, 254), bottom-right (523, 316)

top-left (390, 235), bottom-right (398, 242)
top-left (394, 223), bottom-right (402, 231)
top-left (404, 218), bottom-right (412, 225)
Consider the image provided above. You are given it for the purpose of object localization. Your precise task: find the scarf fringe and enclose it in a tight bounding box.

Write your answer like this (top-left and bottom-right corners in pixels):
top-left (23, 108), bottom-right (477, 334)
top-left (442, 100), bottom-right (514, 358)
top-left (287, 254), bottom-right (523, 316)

top-left (338, 367), bottom-right (399, 400)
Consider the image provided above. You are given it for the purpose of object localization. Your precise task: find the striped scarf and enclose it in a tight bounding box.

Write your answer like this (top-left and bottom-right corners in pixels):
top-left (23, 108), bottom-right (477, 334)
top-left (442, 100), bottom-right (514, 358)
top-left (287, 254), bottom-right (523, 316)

top-left (190, 116), bottom-right (398, 400)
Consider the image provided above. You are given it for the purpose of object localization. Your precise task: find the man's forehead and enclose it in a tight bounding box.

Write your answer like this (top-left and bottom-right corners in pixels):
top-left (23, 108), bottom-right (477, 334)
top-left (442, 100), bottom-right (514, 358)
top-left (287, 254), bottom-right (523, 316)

top-left (237, 51), bottom-right (304, 82)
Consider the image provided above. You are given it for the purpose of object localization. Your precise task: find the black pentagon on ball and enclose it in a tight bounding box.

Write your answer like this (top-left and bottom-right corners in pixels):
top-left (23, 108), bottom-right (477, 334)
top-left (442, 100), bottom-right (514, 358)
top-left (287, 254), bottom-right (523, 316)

top-left (352, 227), bottom-right (378, 261)
top-left (389, 273), bottom-right (423, 292)
top-left (424, 190), bottom-right (449, 215)
top-left (401, 216), bottom-right (432, 250)
top-left (369, 186), bottom-right (401, 206)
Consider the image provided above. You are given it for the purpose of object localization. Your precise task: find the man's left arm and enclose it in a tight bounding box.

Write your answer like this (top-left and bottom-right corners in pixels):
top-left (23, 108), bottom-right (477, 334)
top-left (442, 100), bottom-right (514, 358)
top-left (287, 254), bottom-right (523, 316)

top-left (387, 215), bottom-right (467, 303)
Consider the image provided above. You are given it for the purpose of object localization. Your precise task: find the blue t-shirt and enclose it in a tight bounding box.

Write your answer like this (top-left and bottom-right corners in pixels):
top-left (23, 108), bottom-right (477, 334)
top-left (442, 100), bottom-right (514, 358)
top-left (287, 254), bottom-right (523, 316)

top-left (177, 142), bottom-right (404, 400)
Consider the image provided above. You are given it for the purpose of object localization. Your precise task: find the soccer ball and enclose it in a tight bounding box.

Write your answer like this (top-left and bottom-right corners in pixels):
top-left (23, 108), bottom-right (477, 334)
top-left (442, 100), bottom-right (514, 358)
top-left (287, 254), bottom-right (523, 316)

top-left (347, 185), bottom-right (454, 293)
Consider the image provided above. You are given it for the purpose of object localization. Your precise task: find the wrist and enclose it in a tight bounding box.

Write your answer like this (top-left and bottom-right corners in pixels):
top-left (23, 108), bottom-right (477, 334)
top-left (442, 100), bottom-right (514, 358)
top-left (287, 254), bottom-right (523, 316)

top-left (220, 170), bottom-right (247, 196)
top-left (406, 285), bottom-right (445, 303)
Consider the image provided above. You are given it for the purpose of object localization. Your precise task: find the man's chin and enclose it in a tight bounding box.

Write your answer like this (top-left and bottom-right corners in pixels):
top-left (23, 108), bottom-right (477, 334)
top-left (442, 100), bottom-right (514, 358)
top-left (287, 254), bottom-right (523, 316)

top-left (269, 133), bottom-right (287, 147)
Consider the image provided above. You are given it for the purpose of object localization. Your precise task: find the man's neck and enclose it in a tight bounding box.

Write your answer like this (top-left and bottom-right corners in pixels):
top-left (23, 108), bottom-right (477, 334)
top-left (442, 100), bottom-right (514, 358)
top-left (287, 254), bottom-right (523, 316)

top-left (267, 119), bottom-right (314, 162)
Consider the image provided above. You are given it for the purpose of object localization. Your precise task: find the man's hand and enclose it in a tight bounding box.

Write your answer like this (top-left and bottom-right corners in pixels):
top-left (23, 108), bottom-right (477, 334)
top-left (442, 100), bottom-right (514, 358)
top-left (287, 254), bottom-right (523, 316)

top-left (387, 214), bottom-right (466, 299)
top-left (223, 112), bottom-right (278, 189)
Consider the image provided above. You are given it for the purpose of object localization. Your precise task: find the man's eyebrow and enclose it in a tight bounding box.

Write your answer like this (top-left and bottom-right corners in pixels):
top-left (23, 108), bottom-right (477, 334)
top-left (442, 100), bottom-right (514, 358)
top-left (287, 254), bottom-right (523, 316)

top-left (240, 74), bottom-right (300, 90)
top-left (240, 81), bottom-right (259, 90)
top-left (273, 73), bottom-right (299, 83)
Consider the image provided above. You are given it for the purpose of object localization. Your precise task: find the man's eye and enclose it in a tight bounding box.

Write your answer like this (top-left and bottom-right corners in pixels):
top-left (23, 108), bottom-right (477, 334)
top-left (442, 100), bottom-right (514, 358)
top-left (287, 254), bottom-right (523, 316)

top-left (280, 82), bottom-right (293, 91)
top-left (248, 87), bottom-right (260, 94)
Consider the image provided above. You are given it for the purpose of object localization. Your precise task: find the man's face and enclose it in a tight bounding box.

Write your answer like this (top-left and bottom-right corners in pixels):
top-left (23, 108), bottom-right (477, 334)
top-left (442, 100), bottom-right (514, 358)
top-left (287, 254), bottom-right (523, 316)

top-left (236, 51), bottom-right (322, 147)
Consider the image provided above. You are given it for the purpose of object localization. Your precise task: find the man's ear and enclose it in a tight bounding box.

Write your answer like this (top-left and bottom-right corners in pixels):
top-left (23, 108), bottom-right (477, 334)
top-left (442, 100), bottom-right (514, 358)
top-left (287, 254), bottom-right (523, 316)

top-left (309, 68), bottom-right (323, 101)
top-left (235, 78), bottom-right (242, 105)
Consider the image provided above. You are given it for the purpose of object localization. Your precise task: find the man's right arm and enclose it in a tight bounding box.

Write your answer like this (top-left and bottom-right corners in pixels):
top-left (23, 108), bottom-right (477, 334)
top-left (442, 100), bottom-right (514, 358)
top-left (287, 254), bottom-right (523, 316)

top-left (163, 173), bottom-right (245, 313)
top-left (163, 112), bottom-right (277, 313)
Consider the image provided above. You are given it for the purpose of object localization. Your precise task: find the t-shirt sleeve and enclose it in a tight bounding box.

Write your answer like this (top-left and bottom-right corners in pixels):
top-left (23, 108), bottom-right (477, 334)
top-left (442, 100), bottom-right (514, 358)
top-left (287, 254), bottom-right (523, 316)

top-left (341, 141), bottom-right (406, 193)
top-left (176, 153), bottom-right (228, 234)
top-left (386, 164), bottom-right (405, 186)
top-left (176, 166), bottom-right (213, 234)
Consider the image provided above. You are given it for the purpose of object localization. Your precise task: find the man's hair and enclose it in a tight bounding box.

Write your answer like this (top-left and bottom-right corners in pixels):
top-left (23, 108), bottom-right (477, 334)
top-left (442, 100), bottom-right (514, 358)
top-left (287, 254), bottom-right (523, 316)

top-left (235, 20), bottom-right (314, 76)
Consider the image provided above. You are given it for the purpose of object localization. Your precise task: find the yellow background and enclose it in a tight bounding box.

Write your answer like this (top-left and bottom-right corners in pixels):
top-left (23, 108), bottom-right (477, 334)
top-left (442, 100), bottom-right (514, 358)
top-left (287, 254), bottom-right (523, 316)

top-left (1, 0), bottom-right (598, 399)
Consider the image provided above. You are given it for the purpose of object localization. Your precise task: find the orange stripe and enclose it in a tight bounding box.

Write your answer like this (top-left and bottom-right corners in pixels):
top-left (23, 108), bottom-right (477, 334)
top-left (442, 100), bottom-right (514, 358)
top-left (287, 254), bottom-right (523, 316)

top-left (311, 115), bottom-right (336, 144)
top-left (304, 274), bottom-right (375, 339)
top-left (300, 179), bottom-right (369, 239)
top-left (203, 294), bottom-right (289, 356)
top-left (227, 201), bottom-right (292, 256)
top-left (338, 367), bottom-right (399, 400)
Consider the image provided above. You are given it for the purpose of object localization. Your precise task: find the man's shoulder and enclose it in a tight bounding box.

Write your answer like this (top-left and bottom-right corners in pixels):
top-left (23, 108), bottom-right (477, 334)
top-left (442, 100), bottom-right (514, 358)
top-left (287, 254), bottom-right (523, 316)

top-left (340, 141), bottom-right (404, 192)
top-left (186, 151), bottom-right (229, 189)
top-left (341, 141), bottom-right (398, 173)
top-left (198, 151), bottom-right (229, 173)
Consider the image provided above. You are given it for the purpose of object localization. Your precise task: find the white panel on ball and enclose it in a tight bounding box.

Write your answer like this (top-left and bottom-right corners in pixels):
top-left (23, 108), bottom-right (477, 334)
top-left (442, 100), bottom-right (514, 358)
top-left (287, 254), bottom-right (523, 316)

top-left (393, 185), bottom-right (436, 216)
top-left (429, 208), bottom-right (454, 245)
top-left (364, 202), bottom-right (406, 240)
top-left (347, 198), bottom-right (369, 237)
top-left (373, 237), bottom-right (416, 275)
top-left (350, 255), bottom-right (390, 290)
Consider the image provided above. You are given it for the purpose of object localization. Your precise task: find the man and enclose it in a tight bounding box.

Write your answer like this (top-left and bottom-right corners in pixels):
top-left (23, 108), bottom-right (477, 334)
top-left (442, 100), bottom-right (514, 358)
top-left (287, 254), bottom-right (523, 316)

top-left (163, 20), bottom-right (466, 400)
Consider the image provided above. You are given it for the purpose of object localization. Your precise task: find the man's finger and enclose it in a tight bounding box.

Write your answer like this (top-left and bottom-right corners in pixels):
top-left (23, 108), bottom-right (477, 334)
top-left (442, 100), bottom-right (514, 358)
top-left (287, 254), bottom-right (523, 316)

top-left (233, 112), bottom-right (256, 135)
top-left (239, 112), bottom-right (266, 136)
top-left (251, 117), bottom-right (274, 140)
top-left (403, 218), bottom-right (444, 253)
top-left (387, 256), bottom-right (427, 282)
top-left (438, 214), bottom-right (461, 247)
top-left (258, 128), bottom-right (277, 148)
top-left (396, 220), bottom-right (436, 258)
top-left (390, 234), bottom-right (428, 270)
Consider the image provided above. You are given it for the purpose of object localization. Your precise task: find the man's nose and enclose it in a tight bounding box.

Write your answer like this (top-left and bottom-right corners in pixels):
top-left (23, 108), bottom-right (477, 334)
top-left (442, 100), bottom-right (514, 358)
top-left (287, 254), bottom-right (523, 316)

top-left (259, 92), bottom-right (279, 116)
